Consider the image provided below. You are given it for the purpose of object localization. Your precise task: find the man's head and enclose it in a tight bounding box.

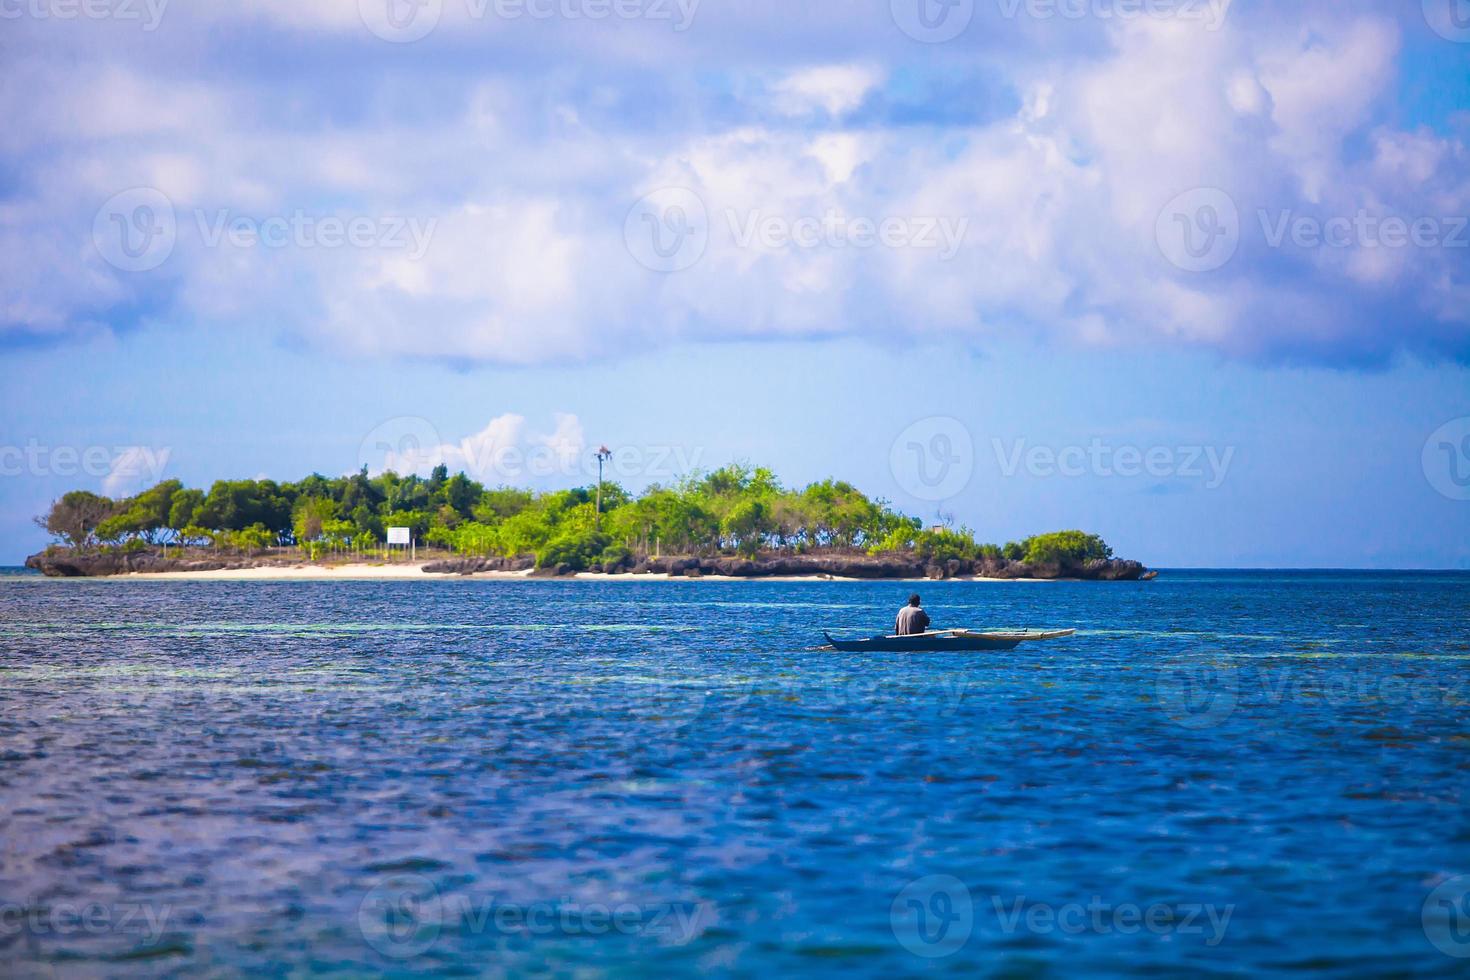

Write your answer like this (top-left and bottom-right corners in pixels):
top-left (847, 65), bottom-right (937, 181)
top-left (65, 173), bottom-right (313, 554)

top-left (908, 594), bottom-right (922, 607)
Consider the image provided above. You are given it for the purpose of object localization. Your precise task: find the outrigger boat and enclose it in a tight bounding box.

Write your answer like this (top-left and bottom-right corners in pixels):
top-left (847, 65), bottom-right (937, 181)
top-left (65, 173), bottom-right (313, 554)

top-left (821, 628), bottom-right (1076, 653)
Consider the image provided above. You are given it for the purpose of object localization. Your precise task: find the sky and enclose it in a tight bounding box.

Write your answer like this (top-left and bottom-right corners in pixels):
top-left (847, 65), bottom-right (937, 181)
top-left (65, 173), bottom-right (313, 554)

top-left (1, 0), bottom-right (1468, 567)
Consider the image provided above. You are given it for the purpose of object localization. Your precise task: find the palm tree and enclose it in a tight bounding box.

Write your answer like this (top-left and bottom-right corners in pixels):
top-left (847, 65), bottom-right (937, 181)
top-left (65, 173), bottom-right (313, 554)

top-left (594, 446), bottom-right (612, 530)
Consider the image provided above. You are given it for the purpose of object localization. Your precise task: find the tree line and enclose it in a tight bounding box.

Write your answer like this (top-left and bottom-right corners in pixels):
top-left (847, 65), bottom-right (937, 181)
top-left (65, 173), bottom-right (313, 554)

top-left (36, 464), bottom-right (1115, 570)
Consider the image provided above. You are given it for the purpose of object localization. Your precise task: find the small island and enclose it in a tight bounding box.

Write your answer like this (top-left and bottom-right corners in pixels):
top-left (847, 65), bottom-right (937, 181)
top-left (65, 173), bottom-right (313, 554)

top-left (26, 464), bottom-right (1151, 581)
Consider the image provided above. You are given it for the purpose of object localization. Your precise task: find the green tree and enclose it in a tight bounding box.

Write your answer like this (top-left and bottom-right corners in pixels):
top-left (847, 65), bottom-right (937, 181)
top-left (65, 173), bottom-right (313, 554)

top-left (721, 497), bottom-right (774, 557)
top-left (126, 480), bottom-right (181, 543)
top-left (293, 496), bottom-right (337, 545)
top-left (441, 473), bottom-right (480, 519)
top-left (474, 487), bottom-right (535, 523)
top-left (537, 531), bottom-right (610, 571)
top-left (36, 491), bottom-right (115, 550)
top-left (1021, 531), bottom-right (1113, 566)
top-left (167, 488), bottom-right (205, 532)
top-left (35, 459), bottom-right (1121, 574)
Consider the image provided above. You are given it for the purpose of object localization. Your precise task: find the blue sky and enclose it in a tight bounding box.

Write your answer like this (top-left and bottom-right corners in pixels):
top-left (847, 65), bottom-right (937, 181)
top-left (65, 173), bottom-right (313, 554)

top-left (2, 0), bottom-right (1468, 567)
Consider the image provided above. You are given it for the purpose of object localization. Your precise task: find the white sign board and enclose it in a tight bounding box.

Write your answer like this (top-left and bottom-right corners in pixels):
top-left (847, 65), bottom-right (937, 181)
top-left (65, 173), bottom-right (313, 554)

top-left (387, 527), bottom-right (412, 546)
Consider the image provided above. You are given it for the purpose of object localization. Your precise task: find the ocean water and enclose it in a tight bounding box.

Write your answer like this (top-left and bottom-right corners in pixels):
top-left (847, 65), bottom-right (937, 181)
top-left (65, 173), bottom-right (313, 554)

top-left (1, 571), bottom-right (1467, 977)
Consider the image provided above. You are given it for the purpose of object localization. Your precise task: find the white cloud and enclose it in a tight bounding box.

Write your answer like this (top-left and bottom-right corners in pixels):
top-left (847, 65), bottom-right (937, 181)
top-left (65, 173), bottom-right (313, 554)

top-left (2, 3), bottom-right (1466, 367)
top-left (1257, 17), bottom-right (1400, 202)
top-left (103, 447), bottom-right (172, 496)
top-left (769, 65), bottom-right (883, 117)
top-left (374, 413), bottom-right (589, 485)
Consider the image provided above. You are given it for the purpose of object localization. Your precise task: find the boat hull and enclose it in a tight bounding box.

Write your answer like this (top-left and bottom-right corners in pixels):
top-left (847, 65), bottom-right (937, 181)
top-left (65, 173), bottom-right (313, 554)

top-left (821, 629), bottom-right (1075, 653)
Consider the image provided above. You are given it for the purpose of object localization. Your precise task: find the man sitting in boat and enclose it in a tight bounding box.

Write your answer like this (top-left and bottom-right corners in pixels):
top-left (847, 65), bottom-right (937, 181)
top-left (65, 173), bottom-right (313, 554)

top-left (895, 594), bottom-right (931, 636)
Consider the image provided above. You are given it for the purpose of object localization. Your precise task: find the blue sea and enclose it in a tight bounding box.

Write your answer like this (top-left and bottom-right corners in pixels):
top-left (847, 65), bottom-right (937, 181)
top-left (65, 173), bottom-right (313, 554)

top-left (1, 571), bottom-right (1467, 976)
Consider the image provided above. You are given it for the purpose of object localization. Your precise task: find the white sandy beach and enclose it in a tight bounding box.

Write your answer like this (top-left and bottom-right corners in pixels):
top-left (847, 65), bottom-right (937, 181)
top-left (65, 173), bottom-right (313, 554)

top-left (119, 563), bottom-right (1059, 583)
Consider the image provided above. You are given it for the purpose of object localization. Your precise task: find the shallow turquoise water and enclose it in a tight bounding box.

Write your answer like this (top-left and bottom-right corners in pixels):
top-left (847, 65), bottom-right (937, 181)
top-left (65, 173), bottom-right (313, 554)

top-left (0, 572), bottom-right (1467, 976)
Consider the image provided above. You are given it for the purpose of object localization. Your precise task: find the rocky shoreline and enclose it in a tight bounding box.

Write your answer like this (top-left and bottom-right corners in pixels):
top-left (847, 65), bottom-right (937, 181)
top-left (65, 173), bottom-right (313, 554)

top-left (26, 549), bottom-right (1152, 581)
top-left (426, 554), bottom-right (1150, 580)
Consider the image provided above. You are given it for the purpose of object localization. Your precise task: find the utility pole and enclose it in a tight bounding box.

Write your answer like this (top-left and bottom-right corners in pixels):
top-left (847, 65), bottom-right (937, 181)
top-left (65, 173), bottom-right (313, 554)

top-left (595, 445), bottom-right (612, 530)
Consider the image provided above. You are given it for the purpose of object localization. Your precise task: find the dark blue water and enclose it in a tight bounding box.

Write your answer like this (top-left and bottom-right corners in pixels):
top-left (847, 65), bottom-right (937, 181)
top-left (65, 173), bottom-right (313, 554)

top-left (1, 572), bottom-right (1467, 976)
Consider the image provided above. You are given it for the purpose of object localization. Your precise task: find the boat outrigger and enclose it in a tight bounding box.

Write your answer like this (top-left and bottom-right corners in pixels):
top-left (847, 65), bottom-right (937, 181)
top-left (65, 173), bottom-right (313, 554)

top-left (821, 628), bottom-right (1077, 653)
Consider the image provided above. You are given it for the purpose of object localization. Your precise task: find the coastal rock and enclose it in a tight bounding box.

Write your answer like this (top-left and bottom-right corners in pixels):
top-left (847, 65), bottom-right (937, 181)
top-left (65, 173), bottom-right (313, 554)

top-left (24, 550), bottom-right (238, 577)
top-left (712, 558), bottom-right (762, 577)
top-left (24, 548), bottom-right (1150, 581)
top-left (26, 552), bottom-right (95, 576)
top-left (1083, 558), bottom-right (1147, 581)
top-left (829, 558), bottom-right (924, 579)
top-left (421, 556), bottom-right (534, 575)
top-left (975, 557), bottom-right (1009, 578)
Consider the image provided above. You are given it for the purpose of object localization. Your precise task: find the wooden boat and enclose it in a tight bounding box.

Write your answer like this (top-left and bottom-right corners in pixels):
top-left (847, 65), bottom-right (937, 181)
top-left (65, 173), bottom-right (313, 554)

top-left (821, 628), bottom-right (1076, 653)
